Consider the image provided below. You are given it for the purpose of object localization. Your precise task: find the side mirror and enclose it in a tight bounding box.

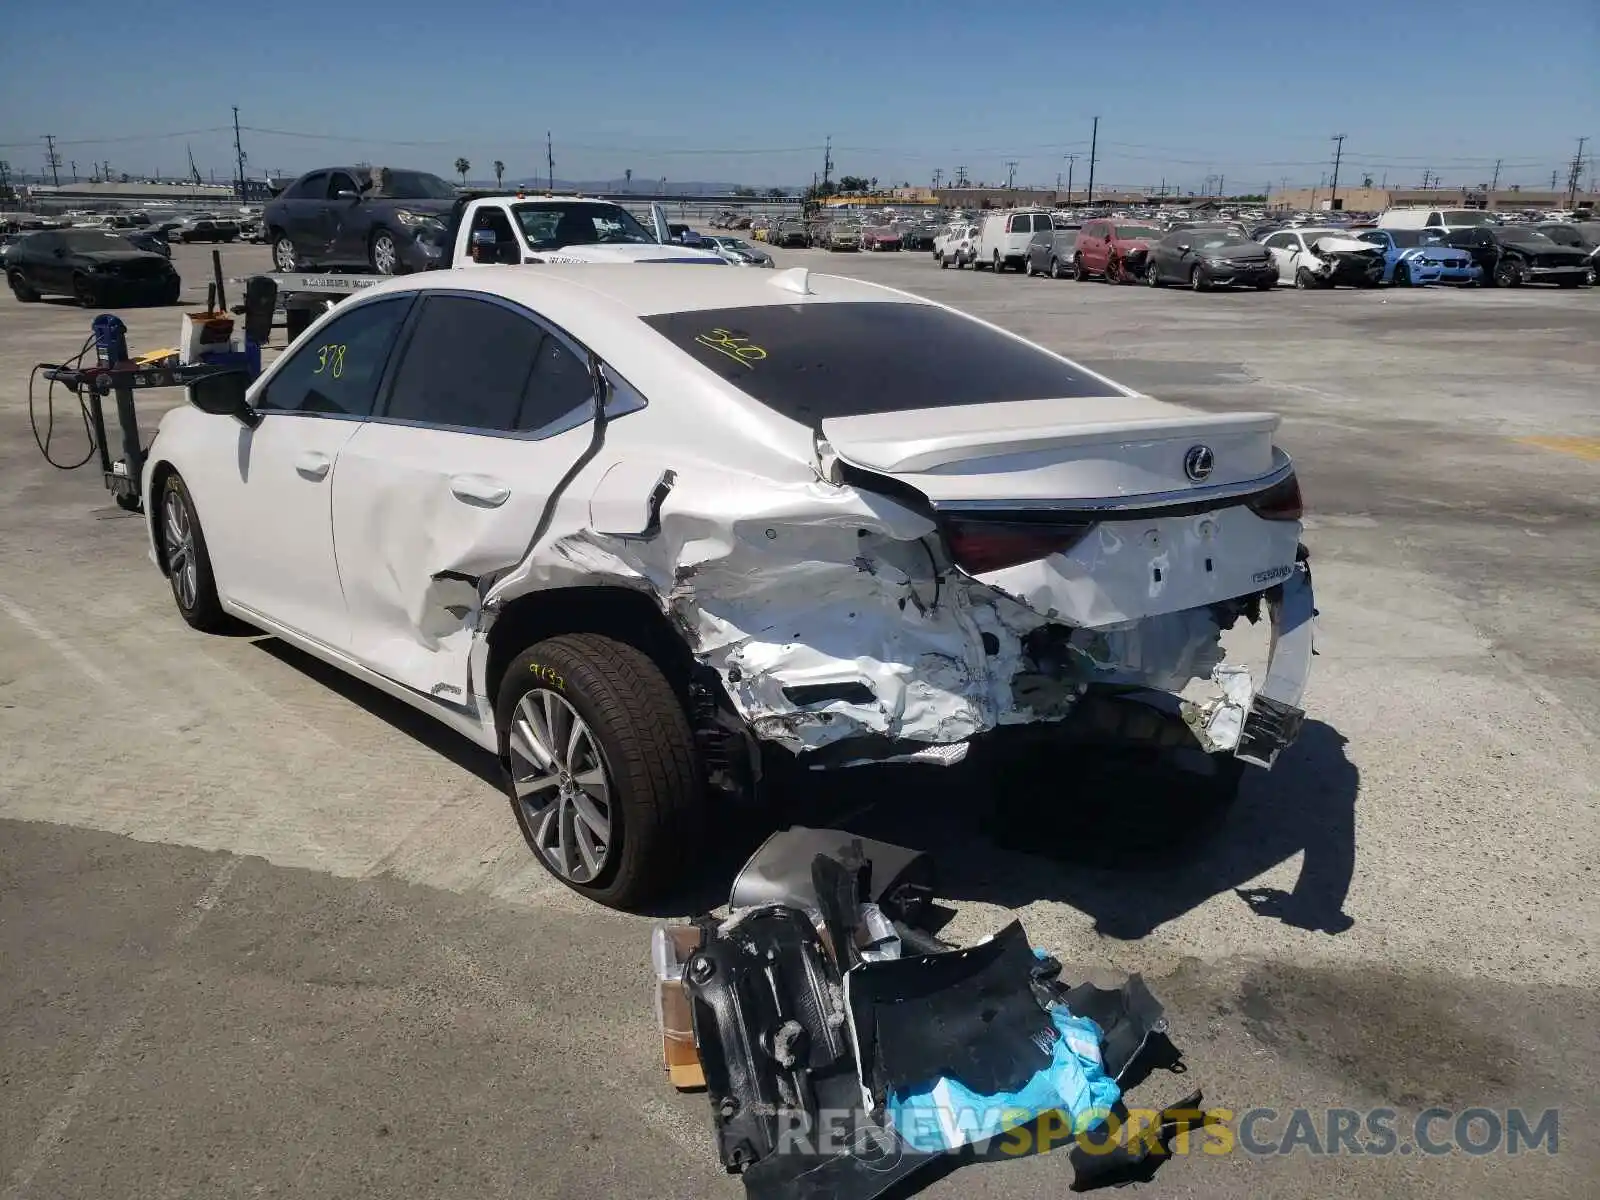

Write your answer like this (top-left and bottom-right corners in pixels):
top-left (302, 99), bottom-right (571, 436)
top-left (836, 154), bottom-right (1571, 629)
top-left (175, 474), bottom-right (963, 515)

top-left (471, 228), bottom-right (497, 247)
top-left (189, 370), bottom-right (260, 428)
top-left (1177, 244), bottom-right (1191, 253)
top-left (336, 189), bottom-right (360, 200)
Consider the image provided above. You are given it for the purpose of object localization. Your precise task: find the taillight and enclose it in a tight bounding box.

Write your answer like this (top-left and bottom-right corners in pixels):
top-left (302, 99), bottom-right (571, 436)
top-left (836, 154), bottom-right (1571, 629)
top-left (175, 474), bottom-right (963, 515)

top-left (1247, 472), bottom-right (1304, 522)
top-left (942, 519), bottom-right (1095, 574)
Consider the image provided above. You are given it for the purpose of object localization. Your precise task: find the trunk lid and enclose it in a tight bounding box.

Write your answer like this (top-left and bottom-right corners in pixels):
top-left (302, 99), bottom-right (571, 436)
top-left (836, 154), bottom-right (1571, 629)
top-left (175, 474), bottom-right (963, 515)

top-left (822, 395), bottom-right (1281, 504)
top-left (823, 397), bottom-right (1298, 628)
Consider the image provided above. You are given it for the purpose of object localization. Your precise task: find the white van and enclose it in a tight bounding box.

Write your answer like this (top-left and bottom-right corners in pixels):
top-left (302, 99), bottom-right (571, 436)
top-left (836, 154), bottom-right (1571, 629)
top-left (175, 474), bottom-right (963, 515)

top-left (1377, 207), bottom-right (1496, 233)
top-left (977, 209), bottom-right (1054, 272)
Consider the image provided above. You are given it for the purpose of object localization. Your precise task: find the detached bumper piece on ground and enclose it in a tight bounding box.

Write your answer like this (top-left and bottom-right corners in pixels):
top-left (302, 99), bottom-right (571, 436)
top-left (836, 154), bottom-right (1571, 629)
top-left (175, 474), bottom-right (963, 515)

top-left (652, 828), bottom-right (1195, 1198)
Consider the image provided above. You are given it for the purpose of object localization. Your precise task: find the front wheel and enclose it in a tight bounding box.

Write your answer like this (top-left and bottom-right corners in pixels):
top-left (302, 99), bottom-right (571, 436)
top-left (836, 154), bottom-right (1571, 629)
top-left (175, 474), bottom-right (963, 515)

top-left (499, 634), bottom-right (704, 909)
top-left (1294, 267), bottom-right (1317, 289)
top-left (1146, 261), bottom-right (1162, 287)
top-left (1393, 261), bottom-right (1412, 287)
top-left (1050, 256), bottom-right (1064, 279)
top-left (8, 269), bottom-right (40, 302)
top-left (370, 229), bottom-right (400, 274)
top-left (73, 274), bottom-right (99, 307)
top-left (158, 471), bottom-right (228, 632)
top-left (1494, 260), bottom-right (1521, 288)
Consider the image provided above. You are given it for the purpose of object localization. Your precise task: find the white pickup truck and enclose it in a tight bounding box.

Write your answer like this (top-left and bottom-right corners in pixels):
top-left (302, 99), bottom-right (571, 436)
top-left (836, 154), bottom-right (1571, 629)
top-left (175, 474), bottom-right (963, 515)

top-left (253, 194), bottom-right (722, 339)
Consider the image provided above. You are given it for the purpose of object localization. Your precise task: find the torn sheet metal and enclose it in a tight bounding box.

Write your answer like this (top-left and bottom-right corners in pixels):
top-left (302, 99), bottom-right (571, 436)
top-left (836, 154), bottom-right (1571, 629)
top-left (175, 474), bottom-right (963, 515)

top-left (476, 448), bottom-right (1315, 762)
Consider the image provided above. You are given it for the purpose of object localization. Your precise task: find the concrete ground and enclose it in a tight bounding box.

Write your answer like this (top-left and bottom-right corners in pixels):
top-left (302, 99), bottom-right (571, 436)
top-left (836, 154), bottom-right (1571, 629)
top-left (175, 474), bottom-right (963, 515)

top-left (1, 241), bottom-right (1596, 1199)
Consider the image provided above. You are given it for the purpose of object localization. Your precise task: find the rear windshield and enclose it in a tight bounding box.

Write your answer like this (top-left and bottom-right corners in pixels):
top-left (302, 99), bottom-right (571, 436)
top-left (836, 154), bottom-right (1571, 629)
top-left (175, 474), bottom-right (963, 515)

top-left (639, 302), bottom-right (1118, 426)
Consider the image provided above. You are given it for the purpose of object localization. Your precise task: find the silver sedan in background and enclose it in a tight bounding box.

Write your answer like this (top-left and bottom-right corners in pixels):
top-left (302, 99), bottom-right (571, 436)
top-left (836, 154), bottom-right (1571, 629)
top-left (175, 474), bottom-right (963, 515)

top-left (701, 234), bottom-right (775, 267)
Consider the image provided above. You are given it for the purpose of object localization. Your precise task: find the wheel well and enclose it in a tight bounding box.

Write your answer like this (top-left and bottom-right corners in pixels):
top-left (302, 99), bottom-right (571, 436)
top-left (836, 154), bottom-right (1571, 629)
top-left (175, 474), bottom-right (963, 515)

top-left (485, 586), bottom-right (697, 709)
top-left (147, 461), bottom-right (176, 571)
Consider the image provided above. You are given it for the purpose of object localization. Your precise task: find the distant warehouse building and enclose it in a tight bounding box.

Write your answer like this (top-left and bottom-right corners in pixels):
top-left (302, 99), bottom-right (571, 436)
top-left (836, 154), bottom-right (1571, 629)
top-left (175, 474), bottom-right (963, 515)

top-left (22, 179), bottom-right (271, 210)
top-left (1271, 185), bottom-right (1599, 213)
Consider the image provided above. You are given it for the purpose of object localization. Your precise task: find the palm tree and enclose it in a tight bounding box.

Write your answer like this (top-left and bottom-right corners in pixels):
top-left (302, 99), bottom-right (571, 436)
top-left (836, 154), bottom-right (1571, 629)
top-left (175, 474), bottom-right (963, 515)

top-left (454, 157), bottom-right (471, 185)
top-left (493, 160), bottom-right (504, 187)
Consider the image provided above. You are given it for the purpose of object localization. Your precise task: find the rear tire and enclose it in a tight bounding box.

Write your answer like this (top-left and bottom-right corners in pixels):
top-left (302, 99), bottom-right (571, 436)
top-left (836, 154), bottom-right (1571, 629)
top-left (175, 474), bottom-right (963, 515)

top-left (499, 634), bottom-right (704, 909)
top-left (1073, 254), bottom-right (1088, 281)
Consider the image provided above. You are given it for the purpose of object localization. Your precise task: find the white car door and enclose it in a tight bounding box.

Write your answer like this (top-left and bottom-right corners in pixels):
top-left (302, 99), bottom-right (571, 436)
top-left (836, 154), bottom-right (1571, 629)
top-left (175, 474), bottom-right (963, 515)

top-left (330, 290), bottom-right (603, 703)
top-left (188, 293), bottom-right (414, 646)
top-left (1265, 232), bottom-right (1300, 282)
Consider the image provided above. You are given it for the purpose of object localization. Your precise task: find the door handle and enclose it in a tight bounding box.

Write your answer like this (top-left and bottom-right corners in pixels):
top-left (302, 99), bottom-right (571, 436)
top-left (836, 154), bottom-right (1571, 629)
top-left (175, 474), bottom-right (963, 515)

top-left (294, 451), bottom-right (331, 480)
top-left (450, 473), bottom-right (511, 507)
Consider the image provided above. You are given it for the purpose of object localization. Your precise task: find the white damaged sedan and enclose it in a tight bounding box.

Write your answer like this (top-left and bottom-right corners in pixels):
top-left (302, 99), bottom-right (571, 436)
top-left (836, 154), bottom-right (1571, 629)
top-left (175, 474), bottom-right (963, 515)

top-left (143, 264), bottom-right (1316, 905)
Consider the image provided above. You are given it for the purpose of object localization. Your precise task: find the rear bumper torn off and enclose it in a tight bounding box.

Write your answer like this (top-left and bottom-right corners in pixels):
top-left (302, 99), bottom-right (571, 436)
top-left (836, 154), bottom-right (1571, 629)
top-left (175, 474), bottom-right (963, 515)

top-left (1181, 559), bottom-right (1314, 766)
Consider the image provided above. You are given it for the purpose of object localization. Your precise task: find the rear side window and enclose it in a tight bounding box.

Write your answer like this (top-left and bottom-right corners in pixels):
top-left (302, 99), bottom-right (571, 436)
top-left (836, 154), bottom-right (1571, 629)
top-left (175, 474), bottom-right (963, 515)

top-left (382, 294), bottom-right (593, 434)
top-left (640, 302), bottom-right (1118, 428)
top-left (260, 296), bottom-right (412, 417)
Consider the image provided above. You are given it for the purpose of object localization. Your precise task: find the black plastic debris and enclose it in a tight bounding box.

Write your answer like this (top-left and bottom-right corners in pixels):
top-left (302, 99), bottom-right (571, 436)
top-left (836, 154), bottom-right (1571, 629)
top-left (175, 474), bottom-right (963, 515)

top-left (845, 920), bottom-right (1059, 1100)
top-left (675, 827), bottom-right (1190, 1199)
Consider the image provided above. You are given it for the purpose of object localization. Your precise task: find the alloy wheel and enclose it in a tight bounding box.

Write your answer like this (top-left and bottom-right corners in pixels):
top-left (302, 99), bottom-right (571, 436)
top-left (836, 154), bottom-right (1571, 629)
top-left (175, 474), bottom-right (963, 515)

top-left (508, 688), bottom-right (615, 884)
top-left (371, 232), bottom-right (398, 274)
top-left (272, 237), bottom-right (297, 271)
top-left (163, 490), bottom-right (198, 611)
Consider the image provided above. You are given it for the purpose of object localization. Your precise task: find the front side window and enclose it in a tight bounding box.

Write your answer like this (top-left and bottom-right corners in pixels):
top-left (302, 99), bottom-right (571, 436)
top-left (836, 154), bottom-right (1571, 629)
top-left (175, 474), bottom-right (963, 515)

top-left (327, 172), bottom-right (359, 198)
top-left (382, 294), bottom-right (594, 434)
top-left (259, 296), bottom-right (413, 417)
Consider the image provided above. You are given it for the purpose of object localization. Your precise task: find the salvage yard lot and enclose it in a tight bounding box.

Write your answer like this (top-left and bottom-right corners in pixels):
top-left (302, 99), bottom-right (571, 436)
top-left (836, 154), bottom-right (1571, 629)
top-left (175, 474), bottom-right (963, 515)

top-left (1, 242), bottom-right (1597, 1198)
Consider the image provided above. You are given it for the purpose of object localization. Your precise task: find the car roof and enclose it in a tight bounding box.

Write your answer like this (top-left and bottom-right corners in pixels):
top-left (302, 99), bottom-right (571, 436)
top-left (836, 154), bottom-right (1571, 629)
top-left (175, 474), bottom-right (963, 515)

top-left (352, 264), bottom-right (927, 323)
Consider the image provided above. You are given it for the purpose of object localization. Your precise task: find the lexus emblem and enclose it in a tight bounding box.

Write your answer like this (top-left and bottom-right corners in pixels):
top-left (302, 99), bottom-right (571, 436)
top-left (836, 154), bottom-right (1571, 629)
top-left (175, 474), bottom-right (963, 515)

top-left (1184, 445), bottom-right (1215, 482)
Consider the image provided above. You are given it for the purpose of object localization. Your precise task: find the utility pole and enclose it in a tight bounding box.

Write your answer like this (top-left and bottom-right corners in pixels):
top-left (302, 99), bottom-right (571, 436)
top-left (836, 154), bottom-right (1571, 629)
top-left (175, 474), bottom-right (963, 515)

top-left (1005, 160), bottom-right (1018, 190)
top-left (1328, 133), bottom-right (1345, 208)
top-left (69, 159), bottom-right (77, 182)
top-left (1550, 169), bottom-right (1558, 190)
top-left (232, 105), bottom-right (249, 200)
top-left (1063, 153), bottom-right (1076, 204)
top-left (1218, 173), bottom-right (1225, 198)
top-left (1420, 168), bottom-right (1431, 189)
top-left (822, 135), bottom-right (833, 193)
top-left (42, 134), bottom-right (61, 186)
top-left (932, 167), bottom-right (943, 190)
top-left (1085, 116), bottom-right (1099, 205)
top-left (954, 165), bottom-right (968, 187)
top-left (547, 131), bottom-right (555, 192)
top-left (1566, 137), bottom-right (1588, 208)
top-left (1490, 158), bottom-right (1502, 192)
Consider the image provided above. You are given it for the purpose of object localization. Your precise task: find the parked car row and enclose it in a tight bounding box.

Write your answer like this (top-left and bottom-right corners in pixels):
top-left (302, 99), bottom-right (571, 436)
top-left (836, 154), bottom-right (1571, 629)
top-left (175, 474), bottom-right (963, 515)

top-left (3, 228), bottom-right (181, 306)
top-left (930, 209), bottom-right (1597, 291)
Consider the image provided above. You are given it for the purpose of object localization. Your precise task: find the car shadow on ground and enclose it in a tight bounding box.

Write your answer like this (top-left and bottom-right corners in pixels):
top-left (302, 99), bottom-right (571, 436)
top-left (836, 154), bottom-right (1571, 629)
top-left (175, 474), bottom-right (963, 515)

top-left (782, 719), bottom-right (1359, 941)
top-left (244, 632), bottom-right (1358, 937)
top-left (249, 636), bottom-right (505, 790)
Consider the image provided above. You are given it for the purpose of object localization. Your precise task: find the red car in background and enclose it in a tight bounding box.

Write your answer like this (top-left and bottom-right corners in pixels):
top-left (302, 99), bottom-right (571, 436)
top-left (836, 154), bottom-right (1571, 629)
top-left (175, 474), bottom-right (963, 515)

top-left (1073, 219), bottom-right (1161, 283)
top-left (861, 225), bottom-right (902, 251)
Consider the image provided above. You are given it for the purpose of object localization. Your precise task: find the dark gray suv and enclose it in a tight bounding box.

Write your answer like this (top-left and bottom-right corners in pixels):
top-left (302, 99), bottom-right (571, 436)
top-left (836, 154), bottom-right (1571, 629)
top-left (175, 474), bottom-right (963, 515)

top-left (263, 165), bottom-right (457, 274)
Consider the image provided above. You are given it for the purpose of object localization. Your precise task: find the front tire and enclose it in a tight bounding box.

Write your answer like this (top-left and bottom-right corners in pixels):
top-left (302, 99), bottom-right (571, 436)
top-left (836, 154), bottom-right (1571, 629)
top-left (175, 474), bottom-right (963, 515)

top-left (1050, 255), bottom-right (1064, 279)
top-left (73, 274), bottom-right (99, 307)
top-left (1072, 254), bottom-right (1088, 281)
top-left (159, 472), bottom-right (228, 632)
top-left (8, 269), bottom-right (40, 302)
top-left (1494, 259), bottom-right (1521, 288)
top-left (499, 634), bottom-right (703, 909)
top-left (1146, 261), bottom-right (1162, 287)
top-left (1393, 260), bottom-right (1412, 287)
top-left (1191, 265), bottom-right (1210, 292)
top-left (370, 229), bottom-right (400, 275)
top-left (1294, 267), bottom-right (1316, 289)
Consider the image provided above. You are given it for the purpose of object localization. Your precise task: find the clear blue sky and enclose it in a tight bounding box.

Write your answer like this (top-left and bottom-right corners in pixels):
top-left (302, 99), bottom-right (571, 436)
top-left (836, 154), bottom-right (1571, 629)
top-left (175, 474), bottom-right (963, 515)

top-left (2, 0), bottom-right (1595, 193)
